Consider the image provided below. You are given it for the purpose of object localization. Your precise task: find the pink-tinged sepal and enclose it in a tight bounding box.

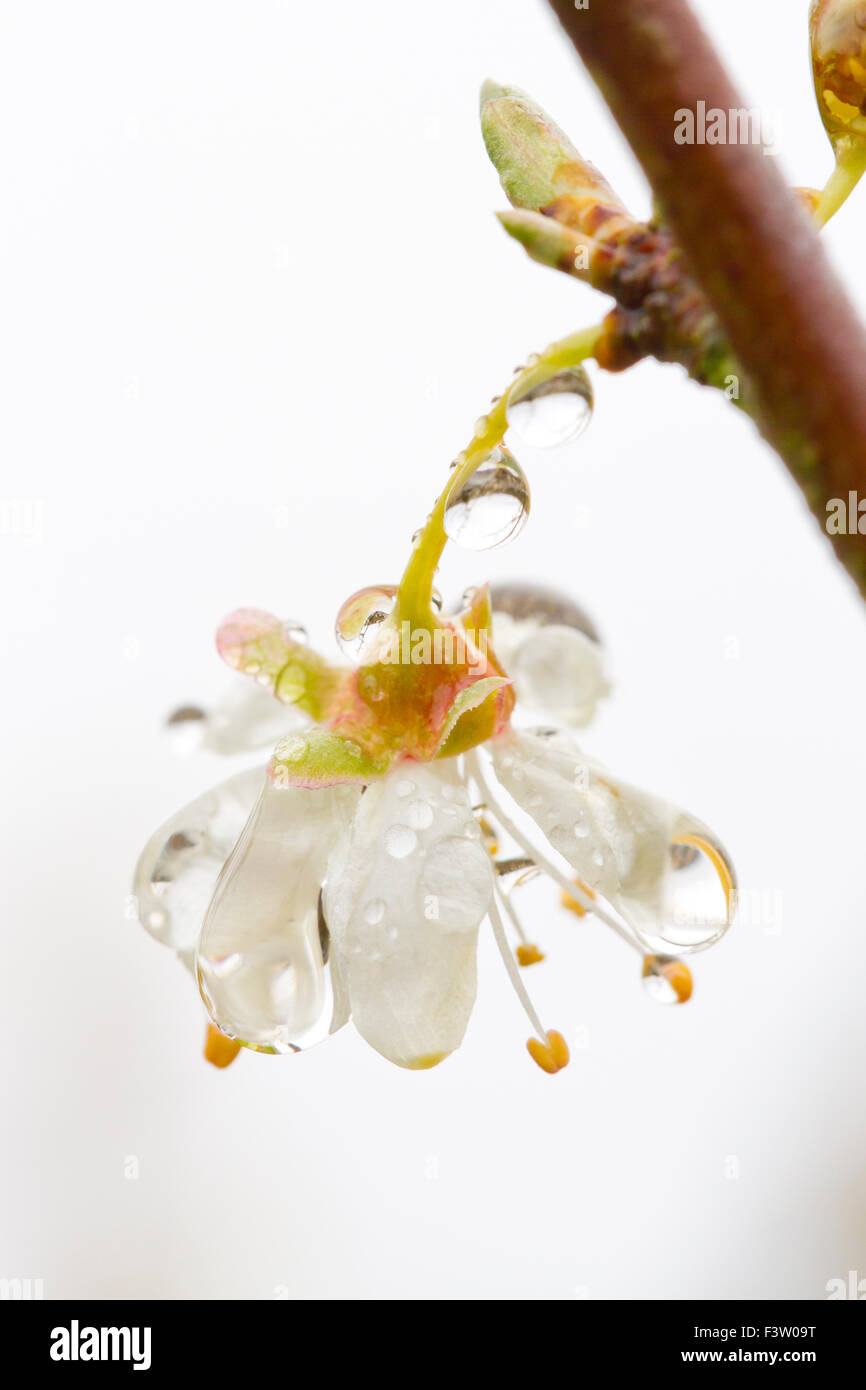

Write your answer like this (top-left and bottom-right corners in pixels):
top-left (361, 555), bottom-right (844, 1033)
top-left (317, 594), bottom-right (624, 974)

top-left (216, 608), bottom-right (343, 721)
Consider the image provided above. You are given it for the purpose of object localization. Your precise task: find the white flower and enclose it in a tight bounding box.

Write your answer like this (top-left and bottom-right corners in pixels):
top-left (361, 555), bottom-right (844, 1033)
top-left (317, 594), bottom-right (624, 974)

top-left (133, 583), bottom-right (736, 1074)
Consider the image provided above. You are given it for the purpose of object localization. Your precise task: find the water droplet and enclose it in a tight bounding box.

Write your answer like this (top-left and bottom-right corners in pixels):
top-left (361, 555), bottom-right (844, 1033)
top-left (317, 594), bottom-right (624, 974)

top-left (364, 898), bottom-right (386, 925)
top-left (431, 588), bottom-right (443, 612)
top-left (384, 824), bottom-right (419, 859)
top-left (411, 528), bottom-right (423, 545)
top-left (282, 619), bottom-right (308, 646)
top-left (642, 829), bottom-right (736, 953)
top-left (164, 705), bottom-right (207, 755)
top-left (396, 779), bottom-right (416, 798)
top-left (641, 955), bottom-right (692, 1005)
top-left (443, 447), bottom-right (529, 551)
top-left (406, 800), bottom-right (434, 830)
top-left (133, 768), bottom-right (265, 956)
top-left (196, 782), bottom-right (355, 1052)
top-left (335, 585), bottom-right (397, 661)
top-left (573, 818), bottom-right (589, 839)
top-left (506, 365), bottom-right (594, 450)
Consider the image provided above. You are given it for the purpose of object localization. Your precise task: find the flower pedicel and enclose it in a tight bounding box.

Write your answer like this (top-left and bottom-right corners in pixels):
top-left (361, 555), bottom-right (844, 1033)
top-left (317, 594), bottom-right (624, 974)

top-left (134, 328), bottom-right (737, 1075)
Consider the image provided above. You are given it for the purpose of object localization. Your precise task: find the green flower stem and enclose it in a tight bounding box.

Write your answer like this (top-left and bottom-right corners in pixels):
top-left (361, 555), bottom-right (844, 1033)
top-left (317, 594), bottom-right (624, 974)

top-left (395, 323), bottom-right (604, 626)
top-left (815, 141), bottom-right (866, 228)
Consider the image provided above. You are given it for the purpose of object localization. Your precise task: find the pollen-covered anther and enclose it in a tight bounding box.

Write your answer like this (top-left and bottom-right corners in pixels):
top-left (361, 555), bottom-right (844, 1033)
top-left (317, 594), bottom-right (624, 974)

top-left (204, 1023), bottom-right (242, 1069)
top-left (526, 1029), bottom-right (570, 1074)
top-left (474, 809), bottom-right (499, 855)
top-left (642, 955), bottom-right (693, 1005)
top-left (561, 878), bottom-right (595, 917)
top-left (516, 943), bottom-right (545, 967)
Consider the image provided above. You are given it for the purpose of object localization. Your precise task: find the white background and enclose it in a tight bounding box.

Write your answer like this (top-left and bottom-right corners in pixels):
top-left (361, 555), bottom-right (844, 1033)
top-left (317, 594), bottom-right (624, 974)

top-left (2, 0), bottom-right (865, 1300)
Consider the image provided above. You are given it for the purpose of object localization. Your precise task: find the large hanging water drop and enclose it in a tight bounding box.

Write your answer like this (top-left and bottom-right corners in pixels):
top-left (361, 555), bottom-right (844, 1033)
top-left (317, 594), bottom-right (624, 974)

top-left (506, 365), bottom-right (594, 450)
top-left (133, 768), bottom-right (265, 963)
top-left (443, 446), bottom-right (529, 550)
top-left (196, 780), bottom-right (359, 1052)
top-left (642, 826), bottom-right (737, 954)
top-left (335, 585), bottom-right (397, 661)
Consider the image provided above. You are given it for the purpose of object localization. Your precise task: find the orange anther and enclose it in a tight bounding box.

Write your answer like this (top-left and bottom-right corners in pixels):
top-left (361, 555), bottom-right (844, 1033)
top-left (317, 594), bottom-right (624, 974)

top-left (642, 955), bottom-right (693, 1004)
top-left (526, 1029), bottom-right (570, 1074)
top-left (204, 1023), bottom-right (242, 1069)
top-left (516, 943), bottom-right (545, 967)
top-left (561, 879), bottom-right (595, 917)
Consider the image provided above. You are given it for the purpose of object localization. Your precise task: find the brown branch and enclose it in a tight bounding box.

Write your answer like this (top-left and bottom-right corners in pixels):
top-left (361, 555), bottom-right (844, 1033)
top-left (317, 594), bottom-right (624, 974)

top-left (546, 0), bottom-right (866, 598)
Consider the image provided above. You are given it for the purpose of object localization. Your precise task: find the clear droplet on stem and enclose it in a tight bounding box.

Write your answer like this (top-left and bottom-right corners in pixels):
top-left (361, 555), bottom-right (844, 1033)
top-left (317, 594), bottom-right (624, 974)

top-left (335, 585), bottom-right (398, 661)
top-left (506, 365), bottom-right (594, 450)
top-left (443, 446), bottom-right (529, 551)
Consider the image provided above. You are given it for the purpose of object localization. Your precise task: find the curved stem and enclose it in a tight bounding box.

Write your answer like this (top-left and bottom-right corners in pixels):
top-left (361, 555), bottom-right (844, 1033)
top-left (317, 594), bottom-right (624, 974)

top-left (395, 323), bottom-right (604, 625)
top-left (815, 142), bottom-right (866, 228)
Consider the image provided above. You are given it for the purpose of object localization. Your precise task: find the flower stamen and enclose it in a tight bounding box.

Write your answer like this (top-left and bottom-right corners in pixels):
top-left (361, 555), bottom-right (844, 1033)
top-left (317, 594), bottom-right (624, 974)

top-left (469, 750), bottom-right (644, 958)
top-left (487, 891), bottom-right (557, 1052)
top-left (526, 1030), bottom-right (570, 1075)
top-left (204, 1023), bottom-right (242, 1069)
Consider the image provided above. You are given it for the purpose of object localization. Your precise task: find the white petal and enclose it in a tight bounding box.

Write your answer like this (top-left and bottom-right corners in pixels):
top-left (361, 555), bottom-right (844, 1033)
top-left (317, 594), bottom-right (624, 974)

top-left (197, 780), bottom-right (360, 1052)
top-left (133, 767), bottom-right (265, 969)
top-left (202, 680), bottom-right (308, 754)
top-left (493, 611), bottom-right (608, 726)
top-left (490, 727), bottom-right (735, 953)
top-left (324, 763), bottom-right (493, 1069)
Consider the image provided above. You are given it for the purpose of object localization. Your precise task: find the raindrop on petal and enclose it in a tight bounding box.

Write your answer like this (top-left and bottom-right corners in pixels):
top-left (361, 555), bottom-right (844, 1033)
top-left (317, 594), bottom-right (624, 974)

top-left (506, 364), bottom-right (594, 450)
top-left (384, 824), bottom-right (419, 859)
top-left (443, 446), bottom-right (529, 551)
top-left (133, 768), bottom-right (265, 961)
top-left (196, 781), bottom-right (358, 1052)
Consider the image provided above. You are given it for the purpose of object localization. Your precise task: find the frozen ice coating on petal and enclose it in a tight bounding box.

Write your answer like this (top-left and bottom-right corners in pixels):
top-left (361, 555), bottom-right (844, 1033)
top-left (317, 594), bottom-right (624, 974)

top-left (490, 727), bottom-right (736, 953)
top-left (197, 780), bottom-right (360, 1053)
top-left (323, 764), bottom-right (494, 1069)
top-left (133, 767), bottom-right (266, 969)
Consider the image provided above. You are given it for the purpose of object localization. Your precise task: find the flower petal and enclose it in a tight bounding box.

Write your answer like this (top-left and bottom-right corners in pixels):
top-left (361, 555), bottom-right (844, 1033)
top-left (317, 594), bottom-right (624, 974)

top-left (490, 583), bottom-right (607, 725)
top-left (133, 767), bottom-right (265, 968)
top-left (324, 764), bottom-right (493, 1069)
top-left (490, 727), bottom-right (735, 953)
top-left (202, 680), bottom-right (308, 754)
top-left (196, 780), bottom-right (360, 1052)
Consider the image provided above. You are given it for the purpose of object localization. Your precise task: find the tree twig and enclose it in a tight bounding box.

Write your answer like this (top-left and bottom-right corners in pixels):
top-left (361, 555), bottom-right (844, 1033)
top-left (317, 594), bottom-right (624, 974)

top-left (546, 0), bottom-right (866, 599)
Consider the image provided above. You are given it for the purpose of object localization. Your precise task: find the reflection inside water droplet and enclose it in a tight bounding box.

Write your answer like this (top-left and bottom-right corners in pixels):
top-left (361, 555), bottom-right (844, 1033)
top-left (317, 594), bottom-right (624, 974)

top-left (506, 365), bottom-right (594, 450)
top-left (443, 446), bottom-right (529, 551)
top-left (335, 585), bottom-right (398, 661)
